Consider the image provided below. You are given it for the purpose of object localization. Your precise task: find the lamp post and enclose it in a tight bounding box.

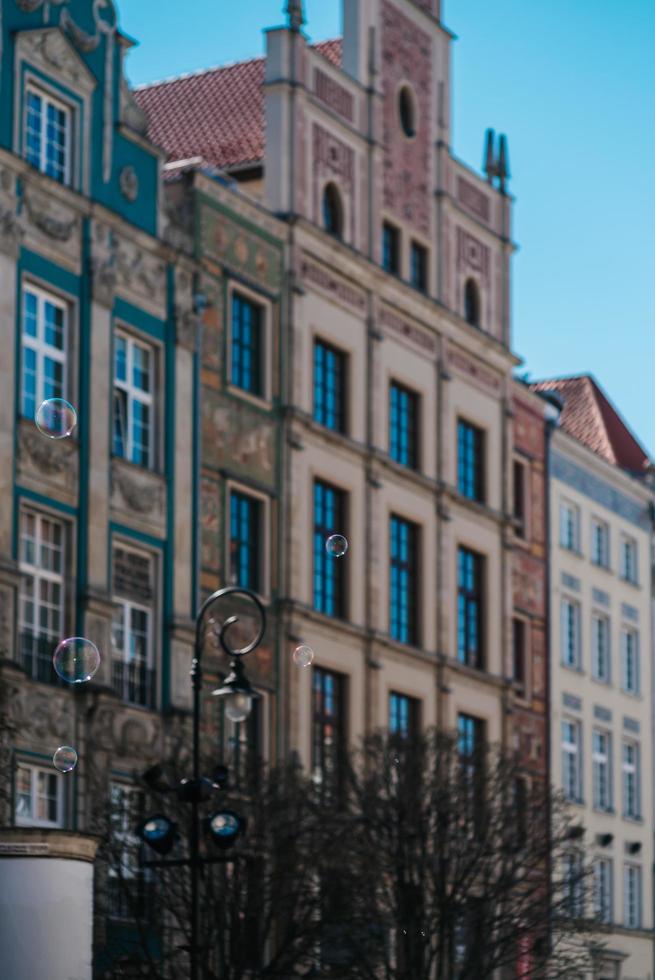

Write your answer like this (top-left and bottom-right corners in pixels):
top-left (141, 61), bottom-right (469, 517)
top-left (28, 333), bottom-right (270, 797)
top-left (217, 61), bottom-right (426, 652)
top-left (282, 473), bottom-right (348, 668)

top-left (138, 586), bottom-right (266, 980)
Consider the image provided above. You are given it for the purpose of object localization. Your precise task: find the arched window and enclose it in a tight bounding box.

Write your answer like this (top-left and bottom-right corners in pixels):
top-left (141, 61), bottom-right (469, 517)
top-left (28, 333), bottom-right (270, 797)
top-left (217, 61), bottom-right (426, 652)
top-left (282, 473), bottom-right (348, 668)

top-left (322, 183), bottom-right (343, 238)
top-left (398, 85), bottom-right (416, 139)
top-left (464, 278), bottom-right (480, 327)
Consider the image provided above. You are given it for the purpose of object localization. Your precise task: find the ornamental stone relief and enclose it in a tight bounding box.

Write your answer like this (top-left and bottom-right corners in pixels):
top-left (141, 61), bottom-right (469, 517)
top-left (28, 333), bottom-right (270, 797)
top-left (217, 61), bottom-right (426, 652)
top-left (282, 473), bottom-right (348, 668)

top-left (110, 460), bottom-right (166, 530)
top-left (90, 222), bottom-right (118, 308)
top-left (199, 204), bottom-right (283, 292)
top-left (23, 187), bottom-right (79, 243)
top-left (119, 165), bottom-right (138, 203)
top-left (114, 239), bottom-right (166, 311)
top-left (174, 266), bottom-right (199, 352)
top-left (17, 421), bottom-right (79, 495)
top-left (202, 393), bottom-right (275, 483)
top-left (16, 27), bottom-right (95, 90)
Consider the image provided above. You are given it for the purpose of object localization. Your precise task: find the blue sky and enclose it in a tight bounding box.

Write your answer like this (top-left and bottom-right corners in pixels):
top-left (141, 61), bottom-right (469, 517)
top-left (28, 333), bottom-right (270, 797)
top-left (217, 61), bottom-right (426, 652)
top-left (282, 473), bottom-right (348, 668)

top-left (121, 0), bottom-right (655, 454)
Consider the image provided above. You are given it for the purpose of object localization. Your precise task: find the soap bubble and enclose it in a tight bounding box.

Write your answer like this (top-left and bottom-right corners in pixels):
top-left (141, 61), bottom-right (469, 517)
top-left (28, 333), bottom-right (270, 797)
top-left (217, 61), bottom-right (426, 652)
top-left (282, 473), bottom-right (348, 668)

top-left (292, 644), bottom-right (315, 668)
top-left (53, 637), bottom-right (100, 683)
top-left (53, 746), bottom-right (78, 773)
top-left (35, 399), bottom-right (77, 439)
top-left (326, 534), bottom-right (348, 558)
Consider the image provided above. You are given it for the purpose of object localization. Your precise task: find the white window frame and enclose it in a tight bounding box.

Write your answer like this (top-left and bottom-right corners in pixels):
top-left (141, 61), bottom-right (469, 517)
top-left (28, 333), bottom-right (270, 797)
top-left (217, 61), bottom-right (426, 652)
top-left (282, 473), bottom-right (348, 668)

top-left (622, 740), bottom-right (641, 820)
top-left (24, 83), bottom-right (72, 185)
top-left (18, 509), bottom-right (66, 645)
top-left (594, 858), bottom-right (613, 925)
top-left (227, 281), bottom-right (273, 406)
top-left (111, 545), bottom-right (156, 707)
top-left (559, 499), bottom-right (580, 552)
top-left (624, 864), bottom-right (642, 929)
top-left (226, 481), bottom-right (271, 599)
top-left (591, 517), bottom-right (610, 568)
top-left (591, 613), bottom-right (610, 683)
top-left (561, 598), bottom-right (581, 669)
top-left (113, 331), bottom-right (156, 470)
top-left (592, 729), bottom-right (612, 812)
top-left (620, 535), bottom-right (638, 584)
top-left (21, 283), bottom-right (68, 420)
top-left (15, 762), bottom-right (64, 828)
top-left (620, 627), bottom-right (640, 695)
top-left (562, 719), bottom-right (582, 803)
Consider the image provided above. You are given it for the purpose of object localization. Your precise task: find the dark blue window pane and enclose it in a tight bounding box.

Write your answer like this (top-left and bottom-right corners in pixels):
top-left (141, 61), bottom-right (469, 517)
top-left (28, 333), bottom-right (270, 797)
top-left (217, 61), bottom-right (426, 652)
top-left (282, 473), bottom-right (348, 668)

top-left (230, 491), bottom-right (260, 591)
top-left (457, 419), bottom-right (484, 502)
top-left (389, 382), bottom-right (419, 469)
top-left (232, 294), bottom-right (263, 396)
top-left (382, 223), bottom-right (400, 275)
top-left (389, 692), bottom-right (418, 739)
top-left (410, 242), bottom-right (427, 291)
top-left (313, 481), bottom-right (346, 617)
top-left (457, 546), bottom-right (484, 669)
top-left (313, 340), bottom-right (346, 433)
top-left (312, 667), bottom-right (345, 800)
top-left (389, 515), bottom-right (418, 645)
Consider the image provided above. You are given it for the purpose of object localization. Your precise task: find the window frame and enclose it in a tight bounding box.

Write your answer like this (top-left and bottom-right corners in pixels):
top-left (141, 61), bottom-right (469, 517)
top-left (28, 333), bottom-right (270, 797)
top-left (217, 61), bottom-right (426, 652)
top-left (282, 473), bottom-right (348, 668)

top-left (622, 740), bottom-right (641, 820)
top-left (388, 691), bottom-right (420, 740)
top-left (21, 282), bottom-right (69, 422)
top-left (559, 499), bottom-right (580, 552)
top-left (313, 479), bottom-right (347, 619)
top-left (15, 761), bottom-right (64, 828)
top-left (591, 517), bottom-right (610, 569)
top-left (228, 487), bottom-right (264, 595)
top-left (113, 329), bottom-right (157, 470)
top-left (560, 597), bottom-right (581, 670)
top-left (457, 545), bottom-right (485, 669)
top-left (322, 181), bottom-right (344, 239)
top-left (457, 418), bottom-right (485, 503)
top-left (592, 728), bottom-right (612, 812)
top-left (382, 221), bottom-right (401, 276)
top-left (311, 667), bottom-right (347, 801)
top-left (389, 380), bottom-right (420, 470)
top-left (228, 288), bottom-right (266, 399)
top-left (389, 513), bottom-right (420, 646)
top-left (591, 612), bottom-right (611, 684)
top-left (18, 507), bottom-right (68, 684)
top-left (24, 83), bottom-right (73, 186)
top-left (561, 718), bottom-right (582, 804)
top-left (594, 858), bottom-right (613, 925)
top-left (619, 535), bottom-right (638, 584)
top-left (620, 627), bottom-right (640, 695)
top-left (111, 543), bottom-right (157, 709)
top-left (313, 337), bottom-right (348, 435)
top-left (624, 864), bottom-right (642, 929)
top-left (512, 457), bottom-right (528, 539)
top-left (409, 240), bottom-right (428, 292)
top-left (511, 616), bottom-right (527, 697)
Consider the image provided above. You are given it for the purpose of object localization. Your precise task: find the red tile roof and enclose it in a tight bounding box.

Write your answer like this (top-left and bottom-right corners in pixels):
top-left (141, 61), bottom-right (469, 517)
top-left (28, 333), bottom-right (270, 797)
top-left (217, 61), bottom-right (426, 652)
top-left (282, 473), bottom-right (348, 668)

top-left (531, 375), bottom-right (651, 474)
top-left (134, 39), bottom-right (342, 172)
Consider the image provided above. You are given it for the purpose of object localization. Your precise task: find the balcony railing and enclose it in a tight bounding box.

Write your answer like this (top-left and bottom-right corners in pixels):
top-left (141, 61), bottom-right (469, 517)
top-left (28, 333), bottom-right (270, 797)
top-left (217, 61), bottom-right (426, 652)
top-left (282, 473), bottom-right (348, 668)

top-left (112, 660), bottom-right (157, 709)
top-left (20, 631), bottom-right (62, 686)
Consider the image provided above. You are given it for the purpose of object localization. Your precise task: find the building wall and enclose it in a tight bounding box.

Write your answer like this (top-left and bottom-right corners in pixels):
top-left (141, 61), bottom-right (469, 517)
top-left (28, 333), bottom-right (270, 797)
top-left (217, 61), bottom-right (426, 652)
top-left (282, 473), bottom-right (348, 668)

top-left (549, 428), bottom-right (654, 977)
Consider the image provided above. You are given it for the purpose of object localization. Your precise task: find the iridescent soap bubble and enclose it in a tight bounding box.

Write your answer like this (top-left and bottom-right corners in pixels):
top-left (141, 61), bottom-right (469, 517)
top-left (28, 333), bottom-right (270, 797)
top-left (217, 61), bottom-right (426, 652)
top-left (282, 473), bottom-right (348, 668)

top-left (35, 399), bottom-right (77, 439)
top-left (53, 745), bottom-right (78, 773)
top-left (326, 534), bottom-right (348, 558)
top-left (53, 637), bottom-right (101, 684)
top-left (292, 644), bottom-right (315, 668)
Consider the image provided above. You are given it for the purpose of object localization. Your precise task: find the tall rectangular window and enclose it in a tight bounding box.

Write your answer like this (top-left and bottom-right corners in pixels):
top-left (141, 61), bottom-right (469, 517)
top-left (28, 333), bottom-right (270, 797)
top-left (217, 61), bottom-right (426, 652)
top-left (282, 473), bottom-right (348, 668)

top-left (231, 292), bottom-right (263, 396)
top-left (559, 500), bottom-right (580, 552)
top-left (620, 536), bottom-right (638, 584)
top-left (561, 720), bottom-right (582, 803)
top-left (457, 420), bottom-right (485, 502)
top-left (312, 668), bottom-right (346, 800)
top-left (624, 865), bottom-right (642, 929)
top-left (113, 333), bottom-right (155, 469)
top-left (621, 628), bottom-right (639, 695)
top-left (591, 614), bottom-right (610, 683)
top-left (111, 546), bottom-right (156, 708)
top-left (108, 782), bottom-right (147, 921)
top-left (563, 852), bottom-right (584, 918)
top-left (409, 241), bottom-right (427, 291)
top-left (389, 515), bottom-right (419, 645)
top-left (622, 741), bottom-right (640, 819)
top-left (513, 460), bottom-right (526, 538)
top-left (592, 729), bottom-right (612, 812)
top-left (594, 859), bottom-right (613, 925)
top-left (389, 382), bottom-right (419, 469)
top-left (313, 481), bottom-right (346, 618)
top-left (313, 339), bottom-right (347, 433)
top-left (512, 618), bottom-right (526, 695)
top-left (15, 763), bottom-right (63, 827)
top-left (560, 598), bottom-right (581, 669)
top-left (21, 285), bottom-right (67, 422)
top-left (25, 87), bottom-right (71, 185)
top-left (389, 692), bottom-right (419, 740)
top-left (19, 510), bottom-right (65, 684)
top-left (591, 518), bottom-right (609, 568)
top-left (457, 713), bottom-right (485, 821)
top-left (382, 222), bottom-right (400, 275)
top-left (230, 491), bottom-right (261, 592)
top-left (457, 547), bottom-right (484, 669)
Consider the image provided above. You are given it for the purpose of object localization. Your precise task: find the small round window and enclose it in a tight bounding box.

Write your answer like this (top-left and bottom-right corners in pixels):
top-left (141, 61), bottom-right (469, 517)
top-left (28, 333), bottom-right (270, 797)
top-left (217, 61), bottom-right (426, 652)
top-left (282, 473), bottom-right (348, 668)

top-left (398, 85), bottom-right (416, 139)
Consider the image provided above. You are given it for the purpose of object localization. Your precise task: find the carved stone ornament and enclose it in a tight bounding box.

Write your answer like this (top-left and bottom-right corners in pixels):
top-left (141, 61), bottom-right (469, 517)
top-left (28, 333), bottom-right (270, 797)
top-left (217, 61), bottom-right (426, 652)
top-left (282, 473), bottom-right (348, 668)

top-left (115, 241), bottom-right (166, 303)
top-left (112, 464), bottom-right (164, 515)
top-left (119, 165), bottom-right (138, 202)
top-left (120, 78), bottom-right (149, 137)
top-left (16, 26), bottom-right (92, 90)
top-left (0, 205), bottom-right (24, 258)
top-left (23, 189), bottom-right (78, 242)
top-left (18, 424), bottom-right (71, 477)
top-left (174, 267), bottom-right (199, 351)
top-left (91, 222), bottom-right (118, 307)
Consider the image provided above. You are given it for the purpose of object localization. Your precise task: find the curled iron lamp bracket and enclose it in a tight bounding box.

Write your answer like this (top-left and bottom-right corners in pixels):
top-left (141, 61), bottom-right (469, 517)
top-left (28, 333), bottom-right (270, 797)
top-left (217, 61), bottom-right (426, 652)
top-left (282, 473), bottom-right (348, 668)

top-left (196, 586), bottom-right (266, 660)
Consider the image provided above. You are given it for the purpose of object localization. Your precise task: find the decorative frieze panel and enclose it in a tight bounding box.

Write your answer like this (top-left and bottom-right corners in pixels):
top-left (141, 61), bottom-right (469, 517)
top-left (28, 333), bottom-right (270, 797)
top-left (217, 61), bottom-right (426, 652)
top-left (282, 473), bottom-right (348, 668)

top-left (110, 459), bottom-right (166, 536)
top-left (446, 345), bottom-right (501, 394)
top-left (551, 451), bottom-right (651, 530)
top-left (17, 419), bottom-right (79, 500)
top-left (456, 227), bottom-right (490, 284)
top-left (199, 204), bottom-right (282, 292)
top-left (202, 392), bottom-right (275, 484)
top-left (456, 177), bottom-right (490, 223)
top-left (90, 221), bottom-right (117, 308)
top-left (174, 264), bottom-right (199, 352)
top-left (114, 238), bottom-right (167, 315)
top-left (300, 255), bottom-right (366, 314)
top-left (21, 185), bottom-right (81, 267)
top-left (314, 68), bottom-right (354, 122)
top-left (378, 303), bottom-right (436, 355)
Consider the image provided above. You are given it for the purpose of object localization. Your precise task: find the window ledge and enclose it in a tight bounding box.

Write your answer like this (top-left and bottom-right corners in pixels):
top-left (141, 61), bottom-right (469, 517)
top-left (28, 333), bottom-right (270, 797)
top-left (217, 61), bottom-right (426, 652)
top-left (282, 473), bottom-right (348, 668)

top-left (560, 545), bottom-right (584, 559)
top-left (225, 382), bottom-right (272, 412)
top-left (561, 662), bottom-right (584, 675)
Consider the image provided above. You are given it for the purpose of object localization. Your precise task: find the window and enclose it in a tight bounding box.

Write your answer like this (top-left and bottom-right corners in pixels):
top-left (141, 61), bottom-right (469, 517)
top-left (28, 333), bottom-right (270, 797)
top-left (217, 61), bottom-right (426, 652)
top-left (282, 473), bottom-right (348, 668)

top-left (513, 459), bottom-right (527, 538)
top-left (313, 481), bottom-right (347, 618)
top-left (230, 292), bottom-right (263, 397)
top-left (15, 763), bottom-right (63, 827)
top-left (621, 628), bottom-right (639, 695)
top-left (225, 698), bottom-right (262, 790)
top-left (620, 536), bottom-right (637, 584)
top-left (594, 859), bottom-right (613, 924)
top-left (389, 382), bottom-right (419, 469)
top-left (457, 713), bottom-right (485, 821)
top-left (313, 339), bottom-right (347, 433)
top-left (389, 692), bottom-right (419, 740)
top-left (382, 222), bottom-right (400, 275)
top-left (230, 491), bottom-right (261, 592)
top-left (592, 730), bottom-right (612, 811)
top-left (563, 852), bottom-right (584, 918)
top-left (457, 420), bottom-right (485, 502)
top-left (512, 618), bottom-right (526, 696)
top-left (389, 515), bottom-right (419, 645)
top-left (457, 547), bottom-right (484, 669)
top-left (111, 546), bottom-right (156, 708)
top-left (410, 241), bottom-right (427, 291)
top-left (21, 285), bottom-right (67, 422)
top-left (398, 85), bottom-right (416, 138)
top-left (25, 87), bottom-right (71, 185)
top-left (19, 510), bottom-right (65, 684)
top-left (108, 782), bottom-right (148, 921)
top-left (622, 741), bottom-right (640, 819)
top-left (592, 614), bottom-right (610, 683)
top-left (463, 278), bottom-right (480, 327)
top-left (624, 865), bottom-right (642, 929)
top-left (322, 183), bottom-right (343, 238)
top-left (560, 598), bottom-right (581, 669)
top-left (591, 518), bottom-right (610, 568)
top-left (561, 720), bottom-right (582, 803)
top-left (559, 500), bottom-right (580, 552)
top-left (113, 332), bottom-right (155, 469)
top-left (312, 668), bottom-right (346, 800)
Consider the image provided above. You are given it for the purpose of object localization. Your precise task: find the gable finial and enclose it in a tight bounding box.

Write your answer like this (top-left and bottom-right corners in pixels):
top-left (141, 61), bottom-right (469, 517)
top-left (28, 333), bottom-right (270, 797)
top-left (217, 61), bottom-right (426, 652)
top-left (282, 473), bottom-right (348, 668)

top-left (483, 128), bottom-right (496, 183)
top-left (497, 133), bottom-right (510, 193)
top-left (286, 0), bottom-right (305, 31)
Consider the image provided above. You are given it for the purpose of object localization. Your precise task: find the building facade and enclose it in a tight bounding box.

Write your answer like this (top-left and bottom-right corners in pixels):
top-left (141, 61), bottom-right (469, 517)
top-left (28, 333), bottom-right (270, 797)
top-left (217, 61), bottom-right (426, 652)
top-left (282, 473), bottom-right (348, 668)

top-left (534, 376), bottom-right (654, 979)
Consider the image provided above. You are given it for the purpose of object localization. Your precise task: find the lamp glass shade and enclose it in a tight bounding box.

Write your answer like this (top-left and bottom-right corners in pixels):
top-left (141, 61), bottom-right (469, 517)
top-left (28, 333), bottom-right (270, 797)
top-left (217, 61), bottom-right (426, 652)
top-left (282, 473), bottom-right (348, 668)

top-left (224, 692), bottom-right (252, 723)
